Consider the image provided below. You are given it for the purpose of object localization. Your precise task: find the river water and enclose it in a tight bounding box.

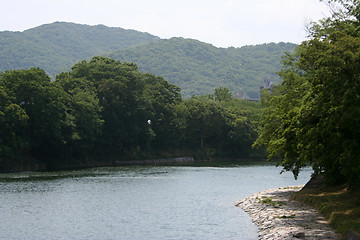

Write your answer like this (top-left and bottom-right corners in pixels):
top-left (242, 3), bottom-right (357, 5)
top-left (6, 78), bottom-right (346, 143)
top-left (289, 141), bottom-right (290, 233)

top-left (0, 164), bottom-right (312, 240)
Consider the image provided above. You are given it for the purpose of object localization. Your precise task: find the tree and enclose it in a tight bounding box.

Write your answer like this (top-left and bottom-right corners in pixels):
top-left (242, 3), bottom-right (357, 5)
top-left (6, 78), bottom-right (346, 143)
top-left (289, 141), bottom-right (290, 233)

top-left (142, 74), bottom-right (182, 149)
top-left (0, 68), bottom-right (70, 167)
top-left (213, 87), bottom-right (232, 102)
top-left (0, 85), bottom-right (28, 167)
top-left (178, 88), bottom-right (263, 158)
top-left (223, 99), bottom-right (262, 157)
top-left (55, 73), bottom-right (103, 160)
top-left (182, 96), bottom-right (226, 150)
top-left (256, 0), bottom-right (360, 189)
top-left (72, 56), bottom-right (187, 156)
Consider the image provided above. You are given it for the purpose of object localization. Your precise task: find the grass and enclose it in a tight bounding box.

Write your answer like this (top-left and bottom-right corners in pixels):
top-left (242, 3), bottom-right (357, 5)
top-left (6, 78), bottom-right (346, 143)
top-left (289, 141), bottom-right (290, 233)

top-left (291, 175), bottom-right (360, 238)
top-left (261, 196), bottom-right (286, 207)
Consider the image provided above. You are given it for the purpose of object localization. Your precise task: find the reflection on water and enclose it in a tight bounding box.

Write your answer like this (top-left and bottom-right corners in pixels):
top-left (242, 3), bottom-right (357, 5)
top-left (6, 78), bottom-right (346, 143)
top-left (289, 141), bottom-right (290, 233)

top-left (0, 164), bottom-right (312, 240)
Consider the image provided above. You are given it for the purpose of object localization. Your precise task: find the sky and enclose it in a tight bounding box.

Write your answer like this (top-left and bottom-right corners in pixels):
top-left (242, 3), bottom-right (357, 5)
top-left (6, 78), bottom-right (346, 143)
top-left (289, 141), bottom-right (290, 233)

top-left (1, 0), bottom-right (331, 48)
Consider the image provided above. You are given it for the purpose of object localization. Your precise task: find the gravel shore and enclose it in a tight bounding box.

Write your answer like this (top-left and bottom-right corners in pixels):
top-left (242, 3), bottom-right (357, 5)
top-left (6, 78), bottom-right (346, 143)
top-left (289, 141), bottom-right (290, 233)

top-left (235, 186), bottom-right (341, 240)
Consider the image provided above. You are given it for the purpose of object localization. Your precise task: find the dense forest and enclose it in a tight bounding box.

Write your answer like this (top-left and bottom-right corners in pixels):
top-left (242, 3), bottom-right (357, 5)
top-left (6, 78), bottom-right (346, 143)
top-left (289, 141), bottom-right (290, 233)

top-left (255, 0), bottom-right (360, 189)
top-left (0, 57), bottom-right (264, 171)
top-left (109, 38), bottom-right (296, 98)
top-left (0, 22), bottom-right (159, 77)
top-left (0, 22), bottom-right (296, 98)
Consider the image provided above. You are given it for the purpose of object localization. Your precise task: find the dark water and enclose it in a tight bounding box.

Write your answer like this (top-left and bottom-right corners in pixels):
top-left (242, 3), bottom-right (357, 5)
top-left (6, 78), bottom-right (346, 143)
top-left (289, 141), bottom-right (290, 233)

top-left (0, 164), bottom-right (312, 240)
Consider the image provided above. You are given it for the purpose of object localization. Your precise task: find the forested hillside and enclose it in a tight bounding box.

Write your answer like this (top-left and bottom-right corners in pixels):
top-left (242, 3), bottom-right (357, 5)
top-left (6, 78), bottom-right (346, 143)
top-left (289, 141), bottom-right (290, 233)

top-left (109, 38), bottom-right (296, 98)
top-left (0, 22), bottom-right (159, 76)
top-left (0, 22), bottom-right (296, 98)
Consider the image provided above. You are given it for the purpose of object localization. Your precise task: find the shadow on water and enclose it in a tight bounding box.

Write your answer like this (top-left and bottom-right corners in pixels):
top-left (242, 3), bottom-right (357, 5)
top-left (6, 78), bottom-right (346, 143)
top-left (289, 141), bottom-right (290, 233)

top-left (0, 169), bottom-right (106, 182)
top-left (0, 159), bottom-right (273, 183)
top-left (0, 165), bottom-right (176, 183)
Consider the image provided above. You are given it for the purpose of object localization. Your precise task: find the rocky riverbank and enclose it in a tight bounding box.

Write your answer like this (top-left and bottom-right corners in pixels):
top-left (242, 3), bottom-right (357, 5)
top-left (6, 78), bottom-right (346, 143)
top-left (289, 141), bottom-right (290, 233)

top-left (235, 186), bottom-right (341, 240)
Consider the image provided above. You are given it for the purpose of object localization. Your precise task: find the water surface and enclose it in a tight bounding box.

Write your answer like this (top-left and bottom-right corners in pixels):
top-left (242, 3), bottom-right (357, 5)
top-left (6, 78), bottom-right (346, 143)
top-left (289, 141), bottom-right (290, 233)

top-left (0, 164), bottom-right (311, 240)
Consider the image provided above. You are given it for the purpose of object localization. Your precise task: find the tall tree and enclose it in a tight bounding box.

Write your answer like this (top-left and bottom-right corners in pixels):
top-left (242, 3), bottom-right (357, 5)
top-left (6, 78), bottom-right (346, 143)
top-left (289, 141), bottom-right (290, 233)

top-left (256, 0), bottom-right (360, 188)
top-left (68, 57), bottom-right (150, 154)
top-left (0, 68), bottom-right (70, 167)
top-left (142, 74), bottom-right (182, 149)
top-left (66, 57), bottom-right (182, 156)
top-left (183, 96), bottom-right (226, 150)
top-left (55, 73), bottom-right (103, 160)
top-left (0, 85), bottom-right (28, 168)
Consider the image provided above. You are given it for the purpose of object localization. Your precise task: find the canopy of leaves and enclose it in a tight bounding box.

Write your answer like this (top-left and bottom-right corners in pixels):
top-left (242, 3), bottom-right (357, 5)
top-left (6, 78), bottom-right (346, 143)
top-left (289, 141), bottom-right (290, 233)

top-left (0, 58), bottom-right (264, 171)
top-left (255, 0), bottom-right (360, 189)
top-left (0, 68), bottom-right (71, 167)
top-left (178, 89), bottom-right (264, 158)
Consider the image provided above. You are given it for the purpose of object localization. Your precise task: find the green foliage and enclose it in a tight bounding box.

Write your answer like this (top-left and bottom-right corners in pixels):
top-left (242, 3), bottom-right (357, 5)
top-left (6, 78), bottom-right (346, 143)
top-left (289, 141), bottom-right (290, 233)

top-left (0, 22), bottom-right (295, 98)
top-left (181, 96), bottom-right (226, 150)
top-left (60, 57), bottom-right (186, 159)
top-left (0, 68), bottom-right (70, 167)
top-left (256, 0), bottom-right (360, 189)
top-left (0, 85), bottom-right (28, 161)
top-left (261, 197), bottom-right (286, 207)
top-left (179, 90), bottom-right (263, 158)
top-left (0, 57), bottom-right (265, 171)
top-left (142, 74), bottom-right (182, 149)
top-left (109, 38), bottom-right (296, 98)
top-left (55, 73), bottom-right (103, 160)
top-left (223, 98), bottom-right (263, 157)
top-left (0, 22), bottom-right (159, 77)
top-left (213, 87), bottom-right (233, 101)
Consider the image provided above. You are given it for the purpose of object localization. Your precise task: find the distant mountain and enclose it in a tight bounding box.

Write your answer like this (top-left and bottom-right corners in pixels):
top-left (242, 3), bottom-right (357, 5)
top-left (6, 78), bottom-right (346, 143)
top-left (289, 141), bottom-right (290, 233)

top-left (109, 38), bottom-right (296, 98)
top-left (0, 22), bottom-right (160, 76)
top-left (0, 22), bottom-right (296, 98)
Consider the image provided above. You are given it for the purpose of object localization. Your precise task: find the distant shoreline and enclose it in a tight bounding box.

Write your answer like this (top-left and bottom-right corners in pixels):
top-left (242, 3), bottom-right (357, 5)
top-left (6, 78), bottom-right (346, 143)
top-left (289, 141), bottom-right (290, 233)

top-left (115, 157), bottom-right (195, 166)
top-left (235, 185), bottom-right (340, 239)
top-left (0, 157), bottom-right (268, 173)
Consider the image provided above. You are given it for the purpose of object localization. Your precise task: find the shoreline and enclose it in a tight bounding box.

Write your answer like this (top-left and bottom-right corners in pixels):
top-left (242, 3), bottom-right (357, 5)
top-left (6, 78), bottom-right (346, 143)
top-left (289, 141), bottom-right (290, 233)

top-left (0, 157), bottom-right (268, 173)
top-left (235, 185), bottom-right (340, 240)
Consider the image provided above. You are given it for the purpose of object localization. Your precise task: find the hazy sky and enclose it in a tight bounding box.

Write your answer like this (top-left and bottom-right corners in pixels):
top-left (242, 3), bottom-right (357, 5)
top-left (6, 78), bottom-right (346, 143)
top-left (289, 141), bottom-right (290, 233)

top-left (1, 0), bottom-right (331, 47)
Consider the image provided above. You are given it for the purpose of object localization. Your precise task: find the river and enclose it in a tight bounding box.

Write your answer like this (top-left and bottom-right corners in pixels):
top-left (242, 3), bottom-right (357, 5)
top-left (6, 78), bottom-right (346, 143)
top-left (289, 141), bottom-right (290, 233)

top-left (0, 163), bottom-right (312, 240)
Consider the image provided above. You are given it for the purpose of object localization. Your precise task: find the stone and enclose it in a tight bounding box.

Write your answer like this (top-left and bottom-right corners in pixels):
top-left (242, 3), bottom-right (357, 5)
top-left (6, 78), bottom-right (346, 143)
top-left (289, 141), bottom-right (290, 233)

top-left (235, 186), bottom-right (341, 240)
top-left (293, 232), bottom-right (306, 238)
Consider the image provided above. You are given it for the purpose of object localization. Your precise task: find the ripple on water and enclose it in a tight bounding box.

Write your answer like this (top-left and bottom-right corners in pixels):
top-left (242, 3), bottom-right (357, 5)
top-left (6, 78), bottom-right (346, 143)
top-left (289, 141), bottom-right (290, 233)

top-left (0, 165), bottom-right (312, 240)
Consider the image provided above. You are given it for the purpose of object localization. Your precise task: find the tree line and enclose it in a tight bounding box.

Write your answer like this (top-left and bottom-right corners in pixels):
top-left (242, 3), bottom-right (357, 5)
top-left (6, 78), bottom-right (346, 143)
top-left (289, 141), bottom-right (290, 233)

top-left (0, 57), bottom-right (263, 171)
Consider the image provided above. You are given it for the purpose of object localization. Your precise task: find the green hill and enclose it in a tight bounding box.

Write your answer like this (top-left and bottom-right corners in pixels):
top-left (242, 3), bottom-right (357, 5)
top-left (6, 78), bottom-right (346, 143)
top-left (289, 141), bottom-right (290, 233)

top-left (0, 22), bottom-right (296, 98)
top-left (0, 22), bottom-right (160, 76)
top-left (109, 38), bottom-right (296, 98)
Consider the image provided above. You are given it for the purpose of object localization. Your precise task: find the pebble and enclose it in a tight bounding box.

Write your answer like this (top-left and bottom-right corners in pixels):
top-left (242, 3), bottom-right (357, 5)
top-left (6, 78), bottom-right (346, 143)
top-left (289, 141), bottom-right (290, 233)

top-left (235, 186), bottom-right (341, 240)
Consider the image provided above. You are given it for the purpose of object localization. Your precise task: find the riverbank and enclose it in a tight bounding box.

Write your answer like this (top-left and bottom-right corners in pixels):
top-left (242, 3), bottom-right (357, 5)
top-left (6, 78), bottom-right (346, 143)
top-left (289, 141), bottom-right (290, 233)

top-left (292, 176), bottom-right (360, 239)
top-left (0, 152), bottom-right (267, 173)
top-left (114, 157), bottom-right (195, 166)
top-left (235, 185), bottom-right (341, 239)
